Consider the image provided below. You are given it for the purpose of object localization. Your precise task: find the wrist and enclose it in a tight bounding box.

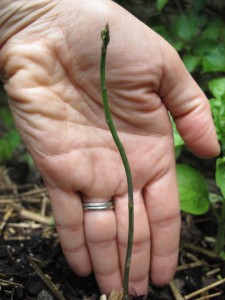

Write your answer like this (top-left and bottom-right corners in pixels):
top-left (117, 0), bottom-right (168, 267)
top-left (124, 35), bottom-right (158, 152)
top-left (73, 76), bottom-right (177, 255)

top-left (0, 0), bottom-right (56, 48)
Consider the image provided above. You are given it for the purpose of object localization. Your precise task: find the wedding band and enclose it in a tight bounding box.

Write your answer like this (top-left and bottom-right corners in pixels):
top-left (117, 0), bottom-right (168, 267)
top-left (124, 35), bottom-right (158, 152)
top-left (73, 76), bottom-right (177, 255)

top-left (83, 200), bottom-right (114, 211)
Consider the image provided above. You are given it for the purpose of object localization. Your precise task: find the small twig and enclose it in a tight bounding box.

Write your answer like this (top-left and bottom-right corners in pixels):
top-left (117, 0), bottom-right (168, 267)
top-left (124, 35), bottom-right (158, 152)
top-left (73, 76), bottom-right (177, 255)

top-left (0, 205), bottom-right (14, 234)
top-left (13, 205), bottom-right (53, 225)
top-left (169, 281), bottom-right (184, 300)
top-left (177, 260), bottom-right (205, 271)
top-left (108, 289), bottom-right (123, 300)
top-left (7, 222), bottom-right (42, 229)
top-left (27, 256), bottom-right (66, 300)
top-left (193, 291), bottom-right (223, 300)
top-left (184, 277), bottom-right (225, 299)
top-left (0, 187), bottom-right (47, 199)
top-left (100, 295), bottom-right (108, 300)
top-left (4, 236), bottom-right (31, 241)
top-left (185, 251), bottom-right (201, 262)
top-left (183, 242), bottom-right (218, 259)
top-left (41, 195), bottom-right (48, 215)
top-left (0, 278), bottom-right (23, 288)
top-left (204, 236), bottom-right (216, 244)
top-left (206, 268), bottom-right (221, 277)
top-left (0, 199), bottom-right (17, 204)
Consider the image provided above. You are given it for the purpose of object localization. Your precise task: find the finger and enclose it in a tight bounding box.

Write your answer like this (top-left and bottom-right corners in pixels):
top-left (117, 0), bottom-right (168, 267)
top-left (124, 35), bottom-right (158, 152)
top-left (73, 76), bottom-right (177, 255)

top-left (48, 188), bottom-right (92, 276)
top-left (144, 162), bottom-right (180, 286)
top-left (115, 191), bottom-right (150, 296)
top-left (159, 41), bottom-right (220, 158)
top-left (84, 200), bottom-right (122, 294)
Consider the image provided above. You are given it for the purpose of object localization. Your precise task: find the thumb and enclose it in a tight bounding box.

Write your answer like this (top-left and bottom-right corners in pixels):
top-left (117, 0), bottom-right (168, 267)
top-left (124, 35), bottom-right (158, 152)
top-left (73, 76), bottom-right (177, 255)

top-left (159, 43), bottom-right (220, 158)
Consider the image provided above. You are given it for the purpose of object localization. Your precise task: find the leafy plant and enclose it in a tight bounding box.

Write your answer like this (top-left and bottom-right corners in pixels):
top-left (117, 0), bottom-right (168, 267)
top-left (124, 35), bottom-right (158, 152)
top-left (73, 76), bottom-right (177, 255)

top-left (156, 0), bottom-right (168, 12)
top-left (151, 2), bottom-right (225, 77)
top-left (208, 77), bottom-right (225, 154)
top-left (214, 157), bottom-right (225, 254)
top-left (0, 106), bottom-right (21, 162)
top-left (176, 159), bottom-right (225, 257)
top-left (176, 164), bottom-right (209, 215)
top-left (171, 117), bottom-right (184, 159)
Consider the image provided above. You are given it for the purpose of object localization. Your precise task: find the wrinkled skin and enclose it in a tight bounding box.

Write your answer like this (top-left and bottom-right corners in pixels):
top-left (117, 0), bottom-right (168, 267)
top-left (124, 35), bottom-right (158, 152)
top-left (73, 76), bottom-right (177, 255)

top-left (0, 0), bottom-right (219, 295)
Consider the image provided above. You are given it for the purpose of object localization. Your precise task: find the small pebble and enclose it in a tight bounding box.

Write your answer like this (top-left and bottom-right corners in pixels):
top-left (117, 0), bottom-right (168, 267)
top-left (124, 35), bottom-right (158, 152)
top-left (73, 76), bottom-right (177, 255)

top-left (37, 289), bottom-right (54, 300)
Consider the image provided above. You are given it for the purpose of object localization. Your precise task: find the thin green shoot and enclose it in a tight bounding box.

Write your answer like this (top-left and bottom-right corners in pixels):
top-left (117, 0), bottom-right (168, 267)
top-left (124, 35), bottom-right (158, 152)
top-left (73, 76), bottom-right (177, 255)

top-left (100, 24), bottom-right (134, 300)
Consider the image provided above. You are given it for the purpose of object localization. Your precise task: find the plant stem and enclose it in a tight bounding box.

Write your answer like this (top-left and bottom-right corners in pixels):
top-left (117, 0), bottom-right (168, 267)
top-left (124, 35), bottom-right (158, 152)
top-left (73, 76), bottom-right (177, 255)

top-left (100, 24), bottom-right (134, 300)
top-left (214, 199), bottom-right (225, 254)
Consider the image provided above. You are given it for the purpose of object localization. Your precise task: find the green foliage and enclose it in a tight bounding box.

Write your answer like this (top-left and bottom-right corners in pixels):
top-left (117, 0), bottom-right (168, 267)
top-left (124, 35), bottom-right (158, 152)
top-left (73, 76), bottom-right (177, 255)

top-left (0, 130), bottom-right (21, 162)
top-left (171, 13), bottom-right (199, 42)
top-left (176, 164), bottom-right (209, 215)
top-left (149, 1), bottom-right (225, 161)
top-left (176, 157), bottom-right (225, 255)
top-left (156, 0), bottom-right (168, 12)
top-left (208, 78), bottom-right (225, 99)
top-left (0, 106), bottom-right (14, 127)
top-left (151, 2), bottom-right (225, 75)
top-left (153, 3), bottom-right (225, 245)
top-left (171, 116), bottom-right (184, 159)
top-left (216, 157), bottom-right (225, 199)
top-left (0, 106), bottom-right (21, 163)
top-left (182, 54), bottom-right (201, 73)
top-left (202, 45), bottom-right (225, 73)
top-left (214, 157), bottom-right (225, 254)
top-left (208, 78), bottom-right (225, 154)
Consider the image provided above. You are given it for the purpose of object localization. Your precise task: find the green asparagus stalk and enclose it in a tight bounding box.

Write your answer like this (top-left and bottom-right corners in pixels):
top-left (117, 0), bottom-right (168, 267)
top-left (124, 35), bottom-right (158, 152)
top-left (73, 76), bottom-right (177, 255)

top-left (100, 24), bottom-right (134, 300)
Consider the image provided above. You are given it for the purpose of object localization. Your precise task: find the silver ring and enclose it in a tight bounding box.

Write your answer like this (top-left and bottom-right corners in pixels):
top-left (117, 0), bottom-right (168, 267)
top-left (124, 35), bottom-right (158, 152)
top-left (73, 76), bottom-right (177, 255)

top-left (83, 200), bottom-right (114, 211)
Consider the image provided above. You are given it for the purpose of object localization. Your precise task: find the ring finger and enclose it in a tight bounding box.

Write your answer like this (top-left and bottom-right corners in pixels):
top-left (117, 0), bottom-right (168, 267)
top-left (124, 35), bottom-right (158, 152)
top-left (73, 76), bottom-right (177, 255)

top-left (84, 197), bottom-right (122, 294)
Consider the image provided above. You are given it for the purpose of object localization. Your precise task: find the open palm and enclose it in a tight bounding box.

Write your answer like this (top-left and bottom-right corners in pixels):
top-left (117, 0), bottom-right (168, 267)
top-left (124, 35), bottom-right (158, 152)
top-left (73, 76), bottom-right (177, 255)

top-left (0, 0), bottom-right (219, 295)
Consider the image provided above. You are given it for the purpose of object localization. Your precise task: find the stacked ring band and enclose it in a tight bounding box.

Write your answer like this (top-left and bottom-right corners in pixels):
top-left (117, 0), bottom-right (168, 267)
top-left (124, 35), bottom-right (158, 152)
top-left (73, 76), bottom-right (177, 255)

top-left (83, 200), bottom-right (114, 211)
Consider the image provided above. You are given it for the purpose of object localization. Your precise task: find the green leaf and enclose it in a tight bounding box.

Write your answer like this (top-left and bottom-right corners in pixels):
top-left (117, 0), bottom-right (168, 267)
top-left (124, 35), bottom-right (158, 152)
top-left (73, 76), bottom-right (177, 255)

top-left (219, 251), bottom-right (225, 260)
top-left (173, 41), bottom-right (185, 52)
top-left (208, 78), bottom-right (225, 99)
top-left (176, 164), bottom-right (209, 215)
top-left (183, 55), bottom-right (201, 73)
top-left (209, 192), bottom-right (224, 204)
top-left (175, 146), bottom-right (183, 160)
top-left (202, 46), bottom-right (225, 73)
top-left (171, 13), bottom-right (198, 41)
top-left (201, 19), bottom-right (224, 42)
top-left (210, 97), bottom-right (225, 149)
top-left (192, 0), bottom-right (207, 12)
top-left (152, 25), bottom-right (173, 44)
top-left (193, 38), bottom-right (217, 56)
top-left (0, 130), bottom-right (21, 162)
top-left (173, 128), bottom-right (184, 148)
top-left (216, 157), bottom-right (225, 199)
top-left (171, 118), bottom-right (185, 148)
top-left (156, 0), bottom-right (168, 11)
top-left (170, 115), bottom-right (185, 159)
top-left (0, 107), bottom-right (14, 128)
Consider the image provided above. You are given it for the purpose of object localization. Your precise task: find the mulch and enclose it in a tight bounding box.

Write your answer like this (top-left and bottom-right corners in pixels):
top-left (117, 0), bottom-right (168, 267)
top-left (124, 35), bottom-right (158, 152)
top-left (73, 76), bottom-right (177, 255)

top-left (0, 163), bottom-right (225, 300)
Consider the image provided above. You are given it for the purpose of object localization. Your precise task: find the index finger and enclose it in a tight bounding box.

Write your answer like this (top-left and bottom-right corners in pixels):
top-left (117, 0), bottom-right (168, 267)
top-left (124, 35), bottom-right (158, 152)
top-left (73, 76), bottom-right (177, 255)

top-left (158, 40), bottom-right (220, 158)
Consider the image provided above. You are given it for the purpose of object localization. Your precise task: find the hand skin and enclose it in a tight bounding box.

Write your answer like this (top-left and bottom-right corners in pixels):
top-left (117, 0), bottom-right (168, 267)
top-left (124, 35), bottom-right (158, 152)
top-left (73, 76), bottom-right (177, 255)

top-left (0, 0), bottom-right (220, 296)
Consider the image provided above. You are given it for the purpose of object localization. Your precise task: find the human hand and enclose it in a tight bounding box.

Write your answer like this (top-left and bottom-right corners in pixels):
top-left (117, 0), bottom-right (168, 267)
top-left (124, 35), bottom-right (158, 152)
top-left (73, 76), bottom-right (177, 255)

top-left (0, 0), bottom-right (219, 295)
